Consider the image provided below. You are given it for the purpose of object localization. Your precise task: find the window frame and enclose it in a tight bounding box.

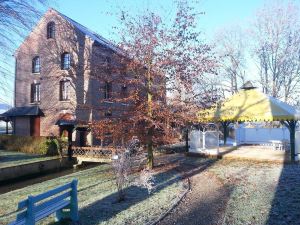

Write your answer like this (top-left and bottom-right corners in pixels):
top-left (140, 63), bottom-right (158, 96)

top-left (47, 21), bottom-right (55, 39)
top-left (31, 83), bottom-right (41, 103)
top-left (121, 84), bottom-right (128, 97)
top-left (32, 56), bottom-right (41, 74)
top-left (61, 52), bottom-right (71, 70)
top-left (104, 81), bottom-right (112, 99)
top-left (104, 110), bottom-right (112, 117)
top-left (59, 79), bottom-right (71, 101)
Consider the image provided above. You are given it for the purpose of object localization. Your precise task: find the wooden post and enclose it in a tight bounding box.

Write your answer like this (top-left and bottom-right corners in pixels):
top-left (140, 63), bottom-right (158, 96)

top-left (70, 179), bottom-right (79, 221)
top-left (26, 196), bottom-right (35, 225)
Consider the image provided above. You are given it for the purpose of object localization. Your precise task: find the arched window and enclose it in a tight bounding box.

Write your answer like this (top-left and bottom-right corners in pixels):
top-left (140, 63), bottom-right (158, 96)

top-left (60, 79), bottom-right (70, 101)
top-left (61, 52), bottom-right (71, 70)
top-left (31, 83), bottom-right (40, 103)
top-left (47, 22), bottom-right (55, 39)
top-left (32, 56), bottom-right (40, 73)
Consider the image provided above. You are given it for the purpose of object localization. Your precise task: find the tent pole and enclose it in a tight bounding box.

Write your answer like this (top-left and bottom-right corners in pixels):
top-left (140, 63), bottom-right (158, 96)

top-left (6, 121), bottom-right (8, 134)
top-left (289, 121), bottom-right (296, 162)
top-left (283, 121), bottom-right (297, 162)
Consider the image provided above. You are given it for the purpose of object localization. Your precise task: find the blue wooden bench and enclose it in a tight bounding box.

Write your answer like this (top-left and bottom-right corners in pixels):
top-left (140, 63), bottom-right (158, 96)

top-left (9, 179), bottom-right (79, 225)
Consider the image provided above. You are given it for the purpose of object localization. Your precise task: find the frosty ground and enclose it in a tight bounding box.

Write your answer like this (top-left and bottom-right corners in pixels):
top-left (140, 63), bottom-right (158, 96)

top-left (1, 153), bottom-right (300, 225)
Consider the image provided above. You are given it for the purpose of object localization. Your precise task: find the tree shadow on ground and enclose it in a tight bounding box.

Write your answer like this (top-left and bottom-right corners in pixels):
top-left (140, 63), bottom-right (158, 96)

top-left (266, 162), bottom-right (300, 225)
top-left (55, 155), bottom-right (219, 225)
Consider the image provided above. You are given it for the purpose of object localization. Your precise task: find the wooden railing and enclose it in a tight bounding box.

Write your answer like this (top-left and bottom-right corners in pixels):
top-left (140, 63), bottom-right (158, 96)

top-left (71, 146), bottom-right (123, 159)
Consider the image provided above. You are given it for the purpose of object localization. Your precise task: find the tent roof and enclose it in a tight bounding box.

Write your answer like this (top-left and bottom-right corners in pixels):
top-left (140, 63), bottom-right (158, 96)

top-left (198, 88), bottom-right (300, 122)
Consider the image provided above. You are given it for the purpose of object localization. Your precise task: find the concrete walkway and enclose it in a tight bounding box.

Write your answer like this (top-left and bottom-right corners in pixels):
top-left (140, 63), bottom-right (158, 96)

top-left (219, 145), bottom-right (290, 163)
top-left (189, 145), bottom-right (290, 163)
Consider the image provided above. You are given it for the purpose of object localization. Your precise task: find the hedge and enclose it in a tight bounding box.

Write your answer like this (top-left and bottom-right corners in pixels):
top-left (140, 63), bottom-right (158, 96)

top-left (0, 135), bottom-right (63, 155)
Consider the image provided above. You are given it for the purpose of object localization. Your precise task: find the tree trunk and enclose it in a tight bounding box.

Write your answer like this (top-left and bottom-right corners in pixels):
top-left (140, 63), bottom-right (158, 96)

top-left (185, 128), bottom-right (189, 152)
top-left (221, 122), bottom-right (229, 145)
top-left (147, 126), bottom-right (154, 169)
top-left (146, 67), bottom-right (154, 169)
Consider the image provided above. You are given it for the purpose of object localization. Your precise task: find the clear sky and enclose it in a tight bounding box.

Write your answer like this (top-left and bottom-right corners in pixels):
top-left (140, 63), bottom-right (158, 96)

top-left (53, 0), bottom-right (263, 40)
top-left (0, 0), bottom-right (280, 105)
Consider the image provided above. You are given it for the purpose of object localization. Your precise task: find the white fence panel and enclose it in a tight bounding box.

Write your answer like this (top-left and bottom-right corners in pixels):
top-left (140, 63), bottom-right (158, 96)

top-left (189, 130), bottom-right (219, 154)
top-left (205, 131), bottom-right (219, 149)
top-left (189, 130), bottom-right (202, 151)
top-left (236, 127), bottom-right (290, 145)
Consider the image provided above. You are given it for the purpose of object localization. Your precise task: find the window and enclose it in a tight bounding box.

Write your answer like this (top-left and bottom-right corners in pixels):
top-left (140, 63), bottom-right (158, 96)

top-left (121, 84), bottom-right (128, 97)
top-left (104, 81), bottom-right (112, 99)
top-left (31, 83), bottom-right (40, 103)
top-left (47, 22), bottom-right (55, 39)
top-left (105, 56), bottom-right (111, 65)
top-left (60, 79), bottom-right (70, 101)
top-left (32, 56), bottom-right (40, 73)
top-left (104, 110), bottom-right (112, 117)
top-left (61, 52), bottom-right (71, 70)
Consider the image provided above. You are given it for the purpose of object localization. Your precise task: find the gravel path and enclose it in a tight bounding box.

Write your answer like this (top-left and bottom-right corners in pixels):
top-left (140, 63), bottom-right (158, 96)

top-left (158, 159), bottom-right (231, 225)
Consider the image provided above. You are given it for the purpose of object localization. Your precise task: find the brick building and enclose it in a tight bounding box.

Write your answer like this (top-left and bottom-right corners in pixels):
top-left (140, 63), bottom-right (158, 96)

top-left (0, 8), bottom-right (134, 146)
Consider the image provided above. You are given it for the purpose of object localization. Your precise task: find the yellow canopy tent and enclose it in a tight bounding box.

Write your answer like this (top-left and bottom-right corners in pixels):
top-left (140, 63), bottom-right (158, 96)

top-left (197, 85), bottom-right (300, 161)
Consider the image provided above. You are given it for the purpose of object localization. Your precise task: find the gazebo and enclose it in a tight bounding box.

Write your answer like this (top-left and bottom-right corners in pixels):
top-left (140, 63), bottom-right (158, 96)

top-left (197, 82), bottom-right (300, 161)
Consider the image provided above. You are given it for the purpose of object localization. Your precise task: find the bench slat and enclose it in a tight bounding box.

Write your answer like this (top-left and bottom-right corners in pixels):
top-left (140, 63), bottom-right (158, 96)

top-left (9, 179), bottom-right (78, 225)
top-left (32, 182), bottom-right (72, 202)
top-left (8, 218), bottom-right (25, 225)
top-left (35, 200), bottom-right (70, 222)
top-left (17, 199), bottom-right (28, 210)
top-left (34, 190), bottom-right (71, 213)
top-left (15, 210), bottom-right (27, 221)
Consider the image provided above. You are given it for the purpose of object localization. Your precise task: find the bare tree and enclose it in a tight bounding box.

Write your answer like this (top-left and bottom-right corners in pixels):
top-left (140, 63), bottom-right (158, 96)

top-left (252, 1), bottom-right (300, 104)
top-left (215, 26), bottom-right (247, 95)
top-left (0, 0), bottom-right (49, 104)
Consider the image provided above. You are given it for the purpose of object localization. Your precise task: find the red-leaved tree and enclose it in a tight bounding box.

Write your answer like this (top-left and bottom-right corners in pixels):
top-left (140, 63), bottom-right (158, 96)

top-left (93, 0), bottom-right (218, 169)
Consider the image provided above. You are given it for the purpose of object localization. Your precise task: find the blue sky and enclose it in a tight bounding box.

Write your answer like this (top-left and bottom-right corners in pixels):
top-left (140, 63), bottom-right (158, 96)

top-left (0, 0), bottom-right (276, 105)
top-left (54, 0), bottom-right (263, 40)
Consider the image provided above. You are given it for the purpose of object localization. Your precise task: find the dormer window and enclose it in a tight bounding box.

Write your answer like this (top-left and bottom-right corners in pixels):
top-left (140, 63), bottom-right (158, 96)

top-left (61, 52), bottom-right (71, 70)
top-left (32, 56), bottom-right (40, 73)
top-left (47, 22), bottom-right (55, 39)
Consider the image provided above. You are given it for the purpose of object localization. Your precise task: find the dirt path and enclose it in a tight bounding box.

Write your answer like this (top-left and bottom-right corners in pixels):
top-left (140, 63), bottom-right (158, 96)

top-left (158, 160), bottom-right (230, 225)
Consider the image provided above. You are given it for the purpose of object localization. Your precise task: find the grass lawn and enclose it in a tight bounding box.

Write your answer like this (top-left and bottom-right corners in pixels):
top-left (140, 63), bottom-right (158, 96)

top-left (0, 150), bottom-right (58, 168)
top-left (0, 163), bottom-right (185, 225)
top-left (207, 159), bottom-right (300, 225)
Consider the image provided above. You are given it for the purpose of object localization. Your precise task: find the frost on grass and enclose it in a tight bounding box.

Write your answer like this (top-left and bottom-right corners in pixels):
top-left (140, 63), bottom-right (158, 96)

top-left (112, 139), bottom-right (155, 201)
top-left (133, 168), bottom-right (155, 194)
top-left (208, 160), bottom-right (300, 225)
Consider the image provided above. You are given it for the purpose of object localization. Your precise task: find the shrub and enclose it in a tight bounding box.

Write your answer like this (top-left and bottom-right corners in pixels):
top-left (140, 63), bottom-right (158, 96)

top-left (0, 135), bottom-right (60, 155)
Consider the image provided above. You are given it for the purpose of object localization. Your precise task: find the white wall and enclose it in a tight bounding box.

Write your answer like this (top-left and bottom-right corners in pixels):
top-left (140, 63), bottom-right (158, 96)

top-left (236, 127), bottom-right (290, 145)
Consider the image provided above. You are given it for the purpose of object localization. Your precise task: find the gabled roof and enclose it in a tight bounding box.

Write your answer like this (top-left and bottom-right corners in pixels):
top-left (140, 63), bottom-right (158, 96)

top-left (15, 8), bottom-right (125, 56)
top-left (240, 81), bottom-right (256, 90)
top-left (0, 106), bottom-right (44, 117)
top-left (52, 9), bottom-right (124, 55)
